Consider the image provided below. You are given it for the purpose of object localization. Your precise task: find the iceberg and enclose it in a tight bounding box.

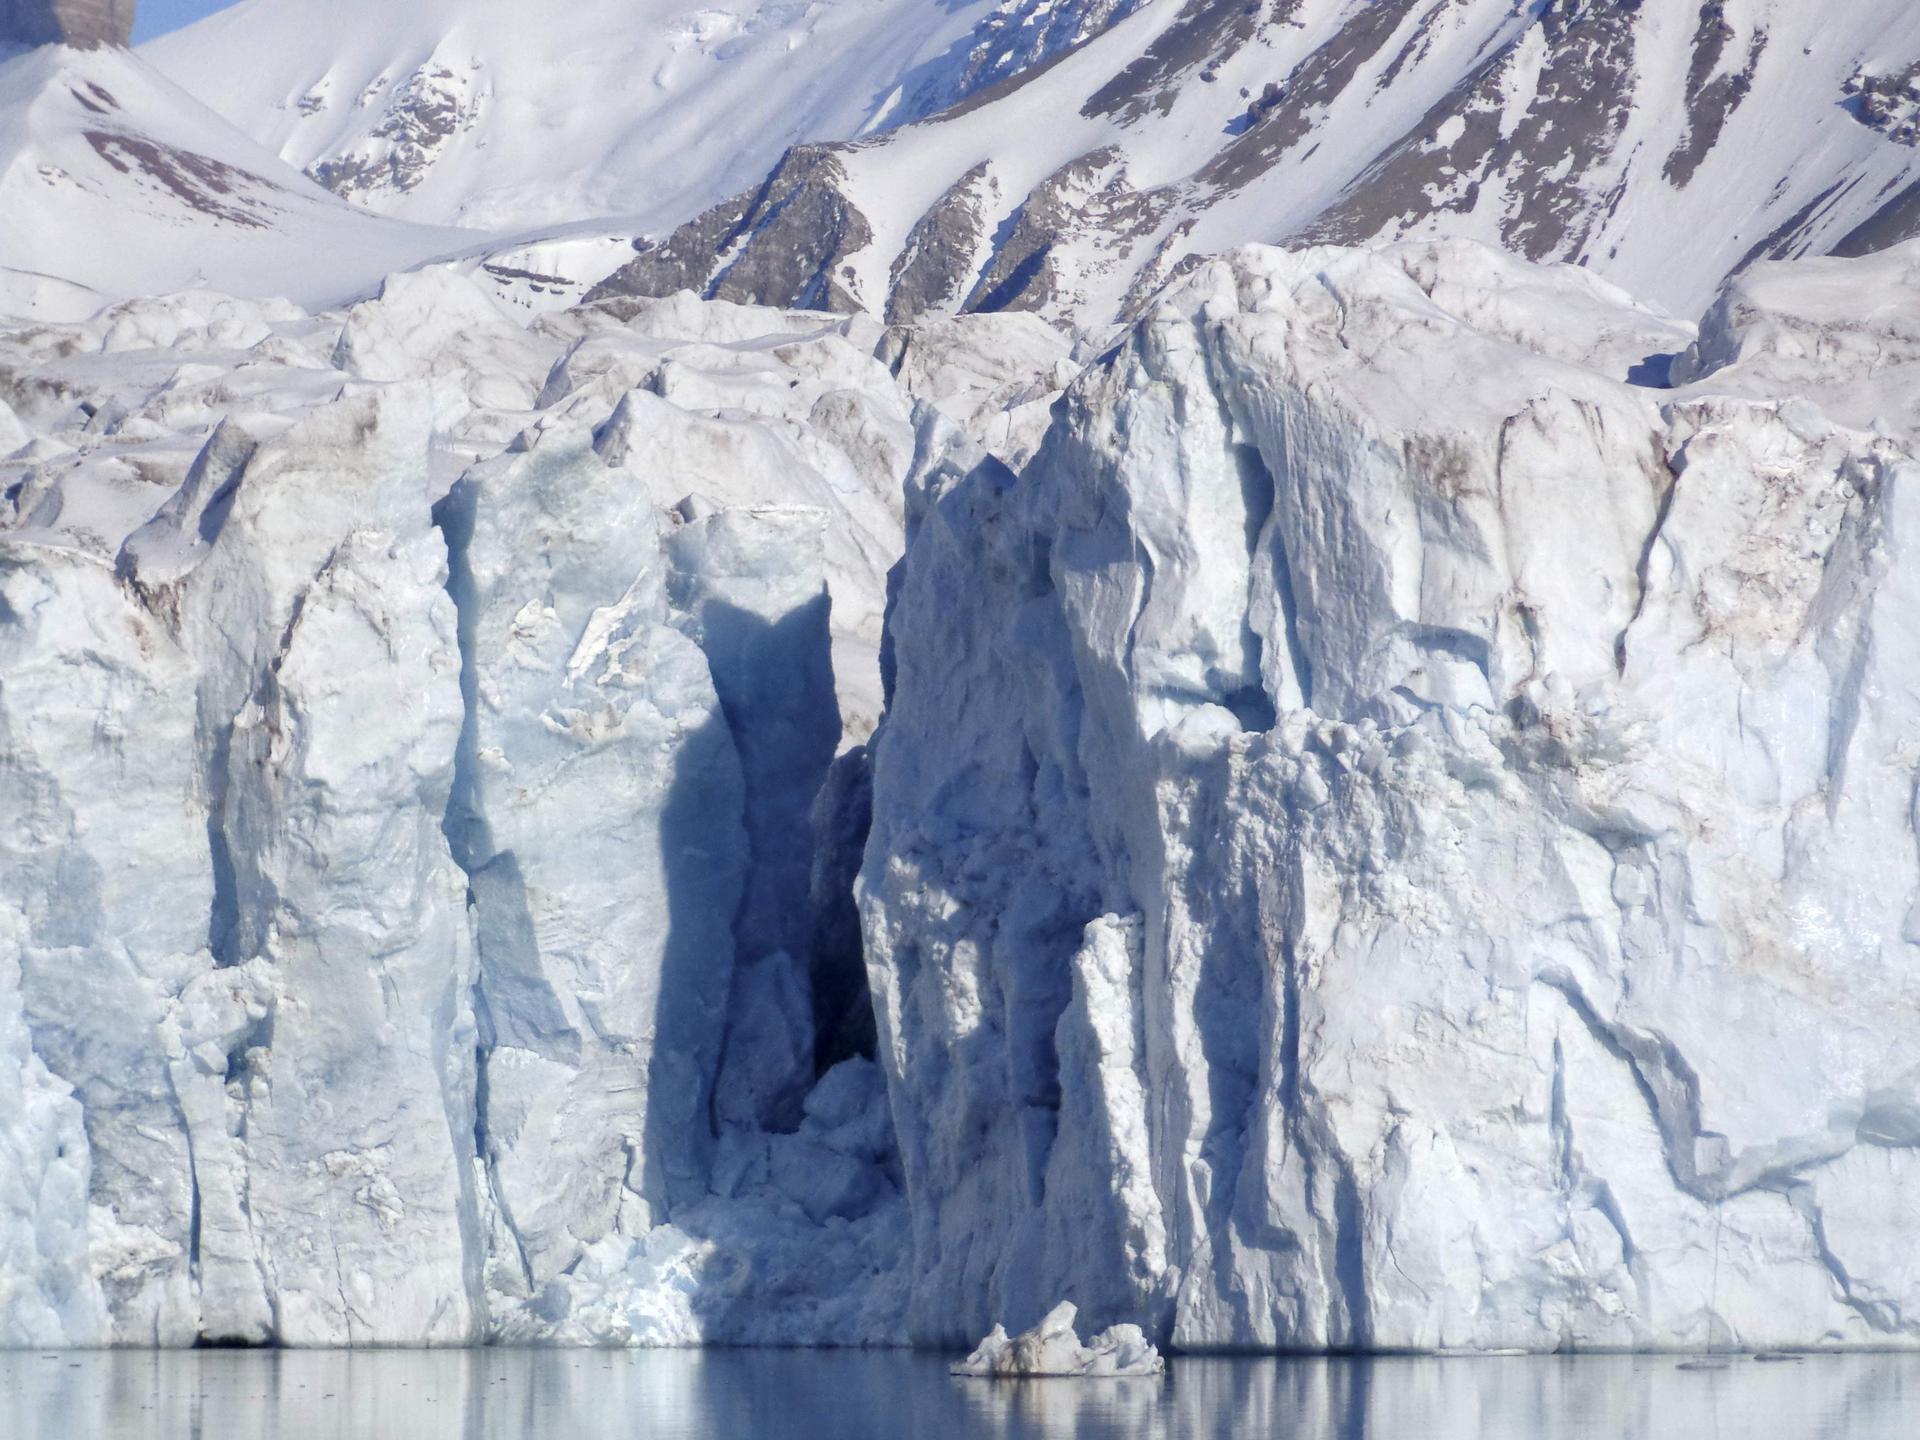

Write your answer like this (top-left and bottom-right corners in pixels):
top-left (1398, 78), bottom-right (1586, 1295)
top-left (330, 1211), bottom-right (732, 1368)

top-left (952, 1302), bottom-right (1165, 1378)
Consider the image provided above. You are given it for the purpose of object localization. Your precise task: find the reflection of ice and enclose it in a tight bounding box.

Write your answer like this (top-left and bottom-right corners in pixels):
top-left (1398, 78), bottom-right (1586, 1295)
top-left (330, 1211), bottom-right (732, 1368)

top-left (952, 1370), bottom-right (1166, 1434)
top-left (2, 1349), bottom-right (1916, 1439)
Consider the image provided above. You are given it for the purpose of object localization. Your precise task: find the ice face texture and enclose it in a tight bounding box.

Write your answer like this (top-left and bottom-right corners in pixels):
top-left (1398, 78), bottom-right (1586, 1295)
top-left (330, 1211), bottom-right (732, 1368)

top-left (0, 272), bottom-right (1016, 1346)
top-left (4, 239), bottom-right (1920, 1351)
top-left (861, 239), bottom-right (1920, 1352)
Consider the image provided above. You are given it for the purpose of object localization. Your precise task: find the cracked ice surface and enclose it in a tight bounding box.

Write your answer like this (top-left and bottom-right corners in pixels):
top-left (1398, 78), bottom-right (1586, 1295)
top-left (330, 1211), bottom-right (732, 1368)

top-left (860, 238), bottom-right (1920, 1352)
top-left (0, 270), bottom-right (1072, 1346)
top-left (5, 236), bottom-right (1920, 1353)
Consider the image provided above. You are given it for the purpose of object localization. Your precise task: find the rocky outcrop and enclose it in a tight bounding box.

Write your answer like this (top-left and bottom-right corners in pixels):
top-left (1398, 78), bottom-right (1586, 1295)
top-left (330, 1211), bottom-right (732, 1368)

top-left (1, 0), bottom-right (134, 49)
top-left (587, 148), bottom-right (874, 315)
top-left (580, 0), bottom-right (1920, 332)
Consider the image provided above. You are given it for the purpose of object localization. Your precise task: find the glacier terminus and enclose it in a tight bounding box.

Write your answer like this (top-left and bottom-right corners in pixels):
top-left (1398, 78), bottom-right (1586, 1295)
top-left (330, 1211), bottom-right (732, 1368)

top-left (3, 0), bottom-right (1920, 1364)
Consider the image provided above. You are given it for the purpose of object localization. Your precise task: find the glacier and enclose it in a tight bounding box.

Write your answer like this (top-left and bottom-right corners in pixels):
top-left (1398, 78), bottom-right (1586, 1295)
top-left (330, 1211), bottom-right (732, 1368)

top-left (859, 238), bottom-right (1920, 1352)
top-left (2, 230), bottom-right (1919, 1354)
top-left (0, 268), bottom-right (1075, 1346)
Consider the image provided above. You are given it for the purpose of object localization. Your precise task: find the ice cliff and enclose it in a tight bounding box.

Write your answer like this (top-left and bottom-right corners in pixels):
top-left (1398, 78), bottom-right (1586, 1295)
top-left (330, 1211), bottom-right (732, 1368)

top-left (0, 270), bottom-right (1072, 1346)
top-left (3, 236), bottom-right (1920, 1352)
top-left (860, 239), bottom-right (1920, 1352)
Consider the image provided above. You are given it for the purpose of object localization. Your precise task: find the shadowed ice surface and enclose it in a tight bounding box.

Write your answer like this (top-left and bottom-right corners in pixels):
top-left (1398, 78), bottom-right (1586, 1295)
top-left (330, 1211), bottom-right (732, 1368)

top-left (3, 1349), bottom-right (1917, 1439)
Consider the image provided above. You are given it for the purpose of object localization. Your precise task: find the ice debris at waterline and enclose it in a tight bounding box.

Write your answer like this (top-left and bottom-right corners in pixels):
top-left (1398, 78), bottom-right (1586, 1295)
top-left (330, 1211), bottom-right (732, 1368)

top-left (951, 1303), bottom-right (1165, 1378)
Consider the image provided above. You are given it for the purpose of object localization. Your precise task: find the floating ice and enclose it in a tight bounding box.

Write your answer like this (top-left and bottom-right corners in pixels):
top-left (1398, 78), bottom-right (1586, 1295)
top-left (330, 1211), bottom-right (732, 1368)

top-left (951, 1303), bottom-right (1165, 1378)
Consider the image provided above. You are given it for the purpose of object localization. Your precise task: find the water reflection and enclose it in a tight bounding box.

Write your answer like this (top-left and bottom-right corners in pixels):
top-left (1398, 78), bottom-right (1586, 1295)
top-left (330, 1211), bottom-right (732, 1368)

top-left (1, 1346), bottom-right (1914, 1439)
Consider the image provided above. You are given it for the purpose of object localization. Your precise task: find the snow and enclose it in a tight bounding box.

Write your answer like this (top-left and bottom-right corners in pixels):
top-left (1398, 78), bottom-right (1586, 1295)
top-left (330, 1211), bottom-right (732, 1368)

top-left (0, 44), bottom-right (475, 314)
top-left (140, 0), bottom-right (1122, 236)
top-left (1675, 238), bottom-right (1920, 437)
top-left (952, 1301), bottom-right (1165, 1377)
top-left (18, 0), bottom-right (1920, 339)
top-left (580, 0), bottom-right (1920, 333)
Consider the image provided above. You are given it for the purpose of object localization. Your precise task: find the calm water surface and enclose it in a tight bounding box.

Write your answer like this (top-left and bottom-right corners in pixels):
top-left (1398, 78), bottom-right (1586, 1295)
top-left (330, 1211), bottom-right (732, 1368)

top-left (3, 1347), bottom-right (1914, 1438)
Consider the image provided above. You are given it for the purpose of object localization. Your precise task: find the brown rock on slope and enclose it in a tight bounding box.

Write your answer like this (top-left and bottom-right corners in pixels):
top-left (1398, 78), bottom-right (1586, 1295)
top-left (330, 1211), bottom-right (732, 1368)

top-left (2, 0), bottom-right (135, 49)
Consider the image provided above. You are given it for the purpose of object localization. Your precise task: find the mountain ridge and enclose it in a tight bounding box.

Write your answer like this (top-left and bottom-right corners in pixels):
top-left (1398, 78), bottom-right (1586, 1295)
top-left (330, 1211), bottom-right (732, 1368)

top-left (580, 0), bottom-right (1920, 330)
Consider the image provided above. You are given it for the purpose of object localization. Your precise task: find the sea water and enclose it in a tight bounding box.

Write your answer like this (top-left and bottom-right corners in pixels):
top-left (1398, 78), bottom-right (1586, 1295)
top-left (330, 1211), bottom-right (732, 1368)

top-left (2, 1346), bottom-right (1912, 1438)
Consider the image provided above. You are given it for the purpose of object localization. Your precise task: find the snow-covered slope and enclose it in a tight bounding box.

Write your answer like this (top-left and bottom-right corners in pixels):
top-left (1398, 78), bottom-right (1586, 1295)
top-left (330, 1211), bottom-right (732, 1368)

top-left (860, 235), bottom-right (1920, 1350)
top-left (591, 0), bottom-right (1920, 329)
top-left (83, 0), bottom-right (1920, 336)
top-left (0, 43), bottom-right (473, 318)
top-left (141, 0), bottom-right (1144, 235)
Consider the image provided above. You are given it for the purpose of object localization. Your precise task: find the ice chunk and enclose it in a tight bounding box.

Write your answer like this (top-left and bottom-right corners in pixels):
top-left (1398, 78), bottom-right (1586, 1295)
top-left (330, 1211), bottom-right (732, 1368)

top-left (952, 1302), bottom-right (1166, 1377)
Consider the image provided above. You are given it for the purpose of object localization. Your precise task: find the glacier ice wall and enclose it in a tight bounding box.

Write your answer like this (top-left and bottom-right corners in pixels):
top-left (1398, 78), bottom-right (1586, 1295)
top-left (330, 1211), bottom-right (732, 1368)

top-left (6, 383), bottom-right (481, 1345)
top-left (0, 273), bottom-right (1055, 1346)
top-left (4, 238), bottom-right (1920, 1352)
top-left (860, 239), bottom-right (1920, 1351)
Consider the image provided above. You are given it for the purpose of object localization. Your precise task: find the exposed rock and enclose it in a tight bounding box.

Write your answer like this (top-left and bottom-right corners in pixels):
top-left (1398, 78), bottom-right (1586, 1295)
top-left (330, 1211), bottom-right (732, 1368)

top-left (589, 148), bottom-right (874, 315)
top-left (308, 60), bottom-right (485, 203)
top-left (1846, 61), bottom-right (1920, 147)
top-left (887, 164), bottom-right (997, 326)
top-left (889, 0), bottom-right (1153, 130)
top-left (1662, 4), bottom-right (1764, 185)
top-left (1, 0), bottom-right (134, 50)
top-left (1083, 0), bottom-right (1278, 126)
top-left (962, 147), bottom-right (1173, 318)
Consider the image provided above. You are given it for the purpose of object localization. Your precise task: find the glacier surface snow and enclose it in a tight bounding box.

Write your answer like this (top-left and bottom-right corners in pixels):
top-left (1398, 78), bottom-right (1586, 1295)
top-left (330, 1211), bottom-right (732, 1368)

top-left (1, 238), bottom-right (1919, 1351)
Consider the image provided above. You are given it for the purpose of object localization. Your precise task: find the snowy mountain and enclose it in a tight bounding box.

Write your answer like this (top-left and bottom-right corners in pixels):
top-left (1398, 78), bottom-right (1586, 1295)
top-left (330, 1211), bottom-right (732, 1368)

top-left (586, 0), bottom-right (1920, 328)
top-left (0, 42), bottom-right (474, 317)
top-left (113, 0), bottom-right (1920, 332)
top-left (141, 0), bottom-right (1146, 236)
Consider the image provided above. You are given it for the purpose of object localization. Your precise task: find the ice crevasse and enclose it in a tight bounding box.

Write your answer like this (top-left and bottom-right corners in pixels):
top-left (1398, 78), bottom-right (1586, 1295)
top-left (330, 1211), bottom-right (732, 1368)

top-left (2, 237), bottom-right (1920, 1351)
